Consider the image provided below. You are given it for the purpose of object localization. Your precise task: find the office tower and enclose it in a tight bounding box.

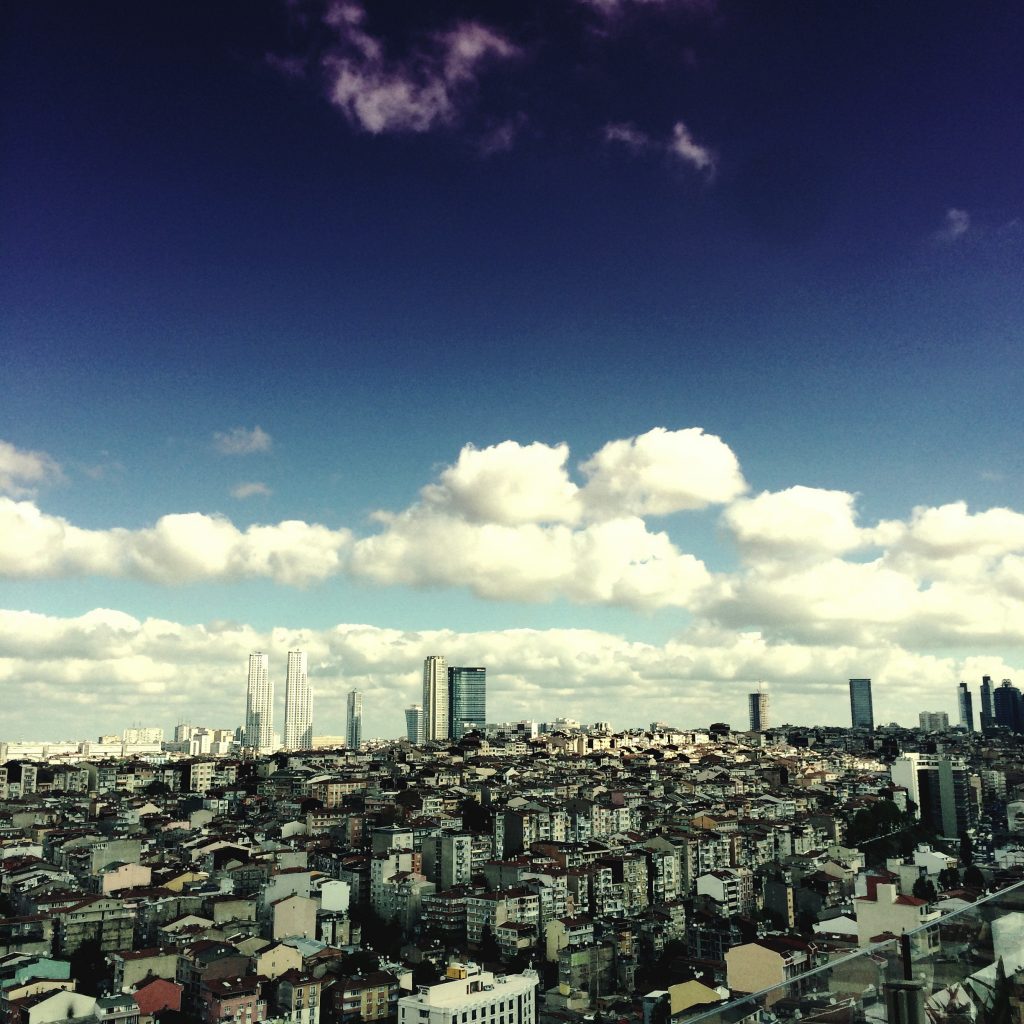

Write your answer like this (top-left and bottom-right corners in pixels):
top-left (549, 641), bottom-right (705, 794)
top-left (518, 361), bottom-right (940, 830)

top-left (891, 753), bottom-right (972, 837)
top-left (994, 679), bottom-right (1022, 733)
top-left (958, 682), bottom-right (975, 732)
top-left (405, 704), bottom-right (425, 744)
top-left (919, 711), bottom-right (949, 732)
top-left (346, 689), bottom-right (363, 750)
top-left (849, 678), bottom-right (874, 730)
top-left (283, 650), bottom-right (312, 750)
top-left (748, 689), bottom-right (769, 732)
top-left (980, 676), bottom-right (995, 731)
top-left (422, 656), bottom-right (449, 742)
top-left (245, 652), bottom-right (273, 751)
top-left (449, 666), bottom-right (486, 739)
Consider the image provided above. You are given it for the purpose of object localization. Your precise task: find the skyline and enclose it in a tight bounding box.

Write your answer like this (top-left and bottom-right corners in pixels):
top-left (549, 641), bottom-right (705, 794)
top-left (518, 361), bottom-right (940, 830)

top-left (2, 1), bottom-right (1023, 739)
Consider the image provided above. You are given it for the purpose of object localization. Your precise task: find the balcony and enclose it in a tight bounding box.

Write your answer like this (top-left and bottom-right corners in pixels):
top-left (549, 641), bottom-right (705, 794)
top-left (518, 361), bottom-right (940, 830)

top-left (681, 879), bottom-right (1024, 1024)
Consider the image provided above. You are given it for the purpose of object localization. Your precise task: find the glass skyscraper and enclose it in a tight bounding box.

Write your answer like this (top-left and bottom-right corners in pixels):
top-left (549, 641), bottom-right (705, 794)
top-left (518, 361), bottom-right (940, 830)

top-left (849, 677), bottom-right (874, 730)
top-left (958, 681), bottom-right (975, 732)
top-left (422, 656), bottom-right (449, 742)
top-left (346, 689), bottom-right (363, 750)
top-left (449, 666), bottom-right (486, 739)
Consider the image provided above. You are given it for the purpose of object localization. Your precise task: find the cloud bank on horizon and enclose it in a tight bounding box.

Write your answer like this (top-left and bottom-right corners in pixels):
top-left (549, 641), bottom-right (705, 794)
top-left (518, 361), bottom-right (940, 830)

top-left (2, 428), bottom-right (1023, 738)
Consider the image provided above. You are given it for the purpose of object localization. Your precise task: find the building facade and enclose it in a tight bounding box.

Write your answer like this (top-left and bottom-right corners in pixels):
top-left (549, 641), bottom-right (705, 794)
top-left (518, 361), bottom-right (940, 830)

top-left (748, 691), bottom-right (768, 732)
top-left (405, 704), bottom-right (424, 744)
top-left (958, 682), bottom-right (975, 732)
top-left (423, 656), bottom-right (449, 743)
top-left (449, 667), bottom-right (486, 739)
top-left (849, 678), bottom-right (874, 731)
top-left (245, 652), bottom-right (274, 752)
top-left (347, 689), bottom-right (363, 751)
top-left (283, 650), bottom-right (312, 750)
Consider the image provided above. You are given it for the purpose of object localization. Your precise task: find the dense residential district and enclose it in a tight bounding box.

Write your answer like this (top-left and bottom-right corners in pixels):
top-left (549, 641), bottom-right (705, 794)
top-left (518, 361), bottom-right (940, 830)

top-left (4, 658), bottom-right (1024, 1024)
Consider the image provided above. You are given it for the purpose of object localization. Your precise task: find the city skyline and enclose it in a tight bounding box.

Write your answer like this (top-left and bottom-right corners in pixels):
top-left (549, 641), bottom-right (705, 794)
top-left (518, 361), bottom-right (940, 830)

top-left (3, 2), bottom-right (1023, 739)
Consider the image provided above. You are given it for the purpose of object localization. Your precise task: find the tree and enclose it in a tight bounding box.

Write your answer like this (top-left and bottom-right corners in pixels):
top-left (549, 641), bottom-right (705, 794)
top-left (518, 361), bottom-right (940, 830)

top-left (478, 924), bottom-right (500, 963)
top-left (912, 877), bottom-right (937, 902)
top-left (964, 864), bottom-right (985, 889)
top-left (959, 832), bottom-right (975, 866)
top-left (938, 867), bottom-right (961, 890)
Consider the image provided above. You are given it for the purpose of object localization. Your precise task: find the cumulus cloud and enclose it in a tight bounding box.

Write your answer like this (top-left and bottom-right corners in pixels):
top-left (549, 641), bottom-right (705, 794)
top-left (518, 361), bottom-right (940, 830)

top-left (231, 481), bottom-right (273, 499)
top-left (580, 427), bottom-right (746, 516)
top-left (0, 439), bottom-right (63, 497)
top-left (319, 2), bottom-right (519, 135)
top-left (213, 426), bottom-right (273, 455)
top-left (0, 499), bottom-right (350, 586)
top-left (603, 121), bottom-right (716, 178)
top-left (0, 607), bottom-right (1002, 740)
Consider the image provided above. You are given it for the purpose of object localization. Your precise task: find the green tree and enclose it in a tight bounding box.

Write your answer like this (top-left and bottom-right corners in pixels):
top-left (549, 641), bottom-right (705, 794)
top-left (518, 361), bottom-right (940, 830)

top-left (938, 867), bottom-right (961, 890)
top-left (964, 864), bottom-right (985, 889)
top-left (478, 923), bottom-right (500, 963)
top-left (912, 877), bottom-right (937, 902)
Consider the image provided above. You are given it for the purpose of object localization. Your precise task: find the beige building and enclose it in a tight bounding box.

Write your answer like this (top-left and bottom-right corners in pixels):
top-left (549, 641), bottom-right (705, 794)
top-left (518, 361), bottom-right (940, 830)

top-left (271, 894), bottom-right (318, 941)
top-left (855, 881), bottom-right (939, 947)
top-left (725, 939), bottom-right (814, 1005)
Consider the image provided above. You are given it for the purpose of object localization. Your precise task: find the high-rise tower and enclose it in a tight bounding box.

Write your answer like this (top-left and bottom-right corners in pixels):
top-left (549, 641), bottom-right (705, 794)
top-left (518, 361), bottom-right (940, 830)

top-left (245, 652), bottom-right (274, 751)
top-left (849, 678), bottom-right (874, 730)
top-left (957, 682), bottom-right (975, 732)
top-left (980, 675), bottom-right (995, 731)
top-left (283, 650), bottom-right (312, 749)
top-left (422, 656), bottom-right (449, 742)
top-left (405, 704), bottom-right (425, 744)
top-left (347, 689), bottom-right (363, 750)
top-left (449, 667), bottom-right (486, 739)
top-left (748, 687), bottom-right (769, 732)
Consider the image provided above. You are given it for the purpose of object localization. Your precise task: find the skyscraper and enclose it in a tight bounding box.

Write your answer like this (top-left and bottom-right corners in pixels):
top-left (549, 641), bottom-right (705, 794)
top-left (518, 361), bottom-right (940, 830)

top-left (405, 704), bottom-right (425, 744)
top-left (346, 689), bottom-right (362, 750)
top-left (849, 678), bottom-right (874, 730)
top-left (449, 666), bottom-right (486, 739)
top-left (958, 682), bottom-right (975, 732)
top-left (980, 675), bottom-right (995, 731)
top-left (994, 678), bottom-right (1022, 733)
top-left (245, 652), bottom-right (273, 751)
top-left (282, 650), bottom-right (312, 750)
top-left (748, 688), bottom-right (768, 732)
top-left (422, 656), bottom-right (449, 742)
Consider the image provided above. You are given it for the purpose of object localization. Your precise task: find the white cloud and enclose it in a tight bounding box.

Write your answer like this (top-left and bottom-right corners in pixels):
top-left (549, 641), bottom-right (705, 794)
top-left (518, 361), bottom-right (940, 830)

top-left (604, 122), bottom-right (650, 151)
top-left (213, 426), bottom-right (273, 455)
top-left (0, 498), bottom-right (350, 586)
top-left (320, 3), bottom-right (519, 135)
top-left (668, 121), bottom-right (716, 176)
top-left (603, 121), bottom-right (717, 178)
top-left (580, 427), bottom-right (746, 516)
top-left (0, 439), bottom-right (63, 497)
top-left (0, 607), bottom-right (1000, 740)
top-left (723, 486), bottom-right (873, 560)
top-left (422, 440), bottom-right (581, 525)
top-left (231, 481), bottom-right (273, 500)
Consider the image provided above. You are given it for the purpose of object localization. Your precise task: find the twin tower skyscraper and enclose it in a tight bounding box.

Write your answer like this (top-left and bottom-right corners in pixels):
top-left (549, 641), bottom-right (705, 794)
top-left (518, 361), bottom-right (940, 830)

top-left (416, 656), bottom-right (486, 743)
top-left (245, 650), bottom-right (312, 752)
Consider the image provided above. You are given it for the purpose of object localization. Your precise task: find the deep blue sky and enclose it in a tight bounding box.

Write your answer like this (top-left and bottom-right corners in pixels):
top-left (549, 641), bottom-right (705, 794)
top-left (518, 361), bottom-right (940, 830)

top-left (1, 0), bottom-right (1022, 736)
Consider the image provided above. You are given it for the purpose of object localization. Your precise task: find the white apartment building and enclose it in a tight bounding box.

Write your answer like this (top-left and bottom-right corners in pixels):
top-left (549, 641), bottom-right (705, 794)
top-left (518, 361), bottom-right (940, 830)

top-left (398, 964), bottom-right (538, 1024)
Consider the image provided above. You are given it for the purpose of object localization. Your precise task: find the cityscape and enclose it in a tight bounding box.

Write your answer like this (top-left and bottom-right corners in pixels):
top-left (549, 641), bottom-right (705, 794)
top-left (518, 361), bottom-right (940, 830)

top-left (4, 1), bottom-right (1024, 1024)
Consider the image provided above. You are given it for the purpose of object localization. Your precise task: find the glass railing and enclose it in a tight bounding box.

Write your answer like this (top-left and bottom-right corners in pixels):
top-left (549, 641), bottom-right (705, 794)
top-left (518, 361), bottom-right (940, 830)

top-left (677, 879), bottom-right (1024, 1024)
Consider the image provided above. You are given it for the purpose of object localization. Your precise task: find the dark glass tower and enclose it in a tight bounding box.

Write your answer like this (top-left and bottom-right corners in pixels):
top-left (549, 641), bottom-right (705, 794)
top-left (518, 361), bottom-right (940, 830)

top-left (849, 678), bottom-right (874, 730)
top-left (448, 666), bottom-right (486, 739)
top-left (980, 675), bottom-right (995, 731)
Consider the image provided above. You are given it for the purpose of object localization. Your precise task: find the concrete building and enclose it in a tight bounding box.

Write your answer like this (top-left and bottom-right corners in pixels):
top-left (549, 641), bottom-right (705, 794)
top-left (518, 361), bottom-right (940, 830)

top-left (918, 711), bottom-right (949, 732)
top-left (748, 690), bottom-right (768, 732)
top-left (398, 963), bottom-right (538, 1024)
top-left (421, 834), bottom-right (473, 890)
top-left (245, 652), bottom-right (274, 752)
top-left (422, 656), bottom-right (449, 742)
top-left (405, 704), bottom-right (425, 744)
top-left (855, 880), bottom-right (939, 946)
top-left (283, 650), bottom-right (313, 750)
top-left (346, 689), bottom-right (362, 751)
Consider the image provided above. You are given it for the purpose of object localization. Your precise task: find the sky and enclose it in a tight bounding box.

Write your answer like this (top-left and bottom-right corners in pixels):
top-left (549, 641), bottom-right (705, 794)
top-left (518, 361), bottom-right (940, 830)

top-left (1, 0), bottom-right (1023, 741)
